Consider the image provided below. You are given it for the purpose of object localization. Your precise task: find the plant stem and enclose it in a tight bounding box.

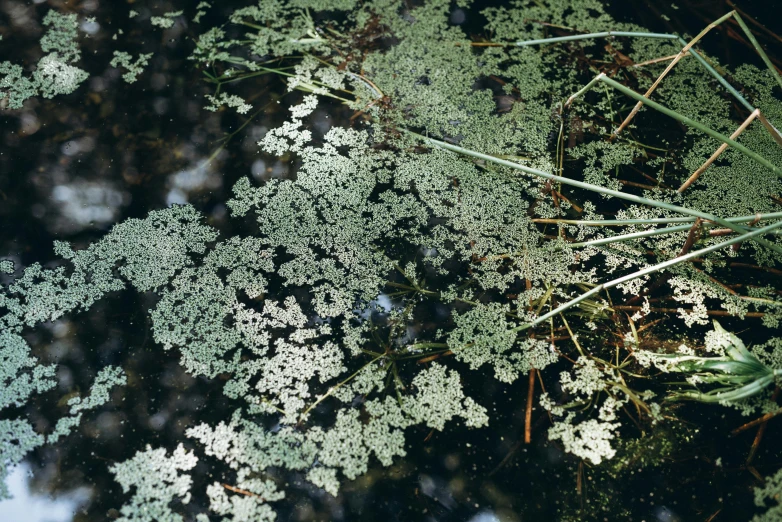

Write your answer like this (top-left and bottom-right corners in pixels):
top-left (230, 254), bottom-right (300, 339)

top-left (732, 12), bottom-right (782, 91)
top-left (405, 130), bottom-right (782, 255)
top-left (732, 406), bottom-right (782, 435)
top-left (299, 354), bottom-right (384, 420)
top-left (514, 31), bottom-right (679, 47)
top-left (612, 305), bottom-right (766, 318)
top-left (612, 12), bottom-right (735, 137)
top-left (508, 25), bottom-right (760, 114)
top-left (525, 368), bottom-right (536, 444)
top-left (597, 74), bottom-right (782, 179)
top-left (515, 218), bottom-right (782, 331)
top-left (569, 219), bottom-right (780, 249)
top-left (678, 37), bottom-right (755, 113)
top-left (533, 211), bottom-right (782, 227)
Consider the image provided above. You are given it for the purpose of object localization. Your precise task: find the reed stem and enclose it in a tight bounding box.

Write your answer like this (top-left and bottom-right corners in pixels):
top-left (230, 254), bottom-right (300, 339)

top-left (405, 130), bottom-right (782, 255)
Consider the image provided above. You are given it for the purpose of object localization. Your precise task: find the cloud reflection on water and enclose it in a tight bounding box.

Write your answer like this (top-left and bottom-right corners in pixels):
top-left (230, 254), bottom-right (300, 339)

top-left (0, 464), bottom-right (91, 522)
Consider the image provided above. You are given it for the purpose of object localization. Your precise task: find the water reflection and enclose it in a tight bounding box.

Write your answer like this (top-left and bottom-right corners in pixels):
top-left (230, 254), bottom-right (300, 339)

top-left (0, 464), bottom-right (90, 522)
top-left (166, 158), bottom-right (223, 206)
top-left (653, 506), bottom-right (683, 522)
top-left (49, 180), bottom-right (129, 232)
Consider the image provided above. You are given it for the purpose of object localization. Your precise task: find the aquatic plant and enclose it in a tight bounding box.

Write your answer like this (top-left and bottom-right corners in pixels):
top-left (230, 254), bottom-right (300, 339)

top-left (754, 466), bottom-right (782, 522)
top-left (1, 0), bottom-right (782, 520)
top-left (110, 51), bottom-right (153, 84)
top-left (0, 11), bottom-right (88, 109)
top-left (638, 321), bottom-right (782, 405)
top-left (109, 444), bottom-right (199, 522)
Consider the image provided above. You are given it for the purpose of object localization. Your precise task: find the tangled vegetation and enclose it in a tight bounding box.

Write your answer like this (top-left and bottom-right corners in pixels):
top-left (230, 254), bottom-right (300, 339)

top-left (2, 0), bottom-right (782, 520)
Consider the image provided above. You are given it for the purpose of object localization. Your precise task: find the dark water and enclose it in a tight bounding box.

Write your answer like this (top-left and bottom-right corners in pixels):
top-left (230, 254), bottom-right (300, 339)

top-left (1, 1), bottom-right (781, 521)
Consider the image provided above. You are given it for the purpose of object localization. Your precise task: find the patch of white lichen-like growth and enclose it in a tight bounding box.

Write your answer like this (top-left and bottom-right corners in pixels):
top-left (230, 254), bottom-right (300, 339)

top-left (0, 259), bottom-right (13, 274)
top-left (542, 358), bottom-right (629, 465)
top-left (547, 414), bottom-right (621, 466)
top-left (753, 466), bottom-right (782, 521)
top-left (404, 363), bottom-right (488, 430)
top-left (1, 10), bottom-right (88, 109)
top-left (109, 444), bottom-right (198, 522)
top-left (186, 365), bottom-right (484, 499)
top-left (0, 332), bottom-right (57, 411)
top-left (2, 205), bottom-right (215, 332)
top-left (0, 205), bottom-right (214, 503)
top-left (0, 333), bottom-right (57, 499)
top-left (110, 51), bottom-right (153, 83)
top-left (204, 92), bottom-right (252, 114)
top-left (150, 11), bottom-right (183, 29)
top-left (206, 481), bottom-right (279, 522)
top-left (448, 303), bottom-right (557, 383)
top-left (0, 419), bottom-right (45, 499)
top-left (48, 365), bottom-right (127, 442)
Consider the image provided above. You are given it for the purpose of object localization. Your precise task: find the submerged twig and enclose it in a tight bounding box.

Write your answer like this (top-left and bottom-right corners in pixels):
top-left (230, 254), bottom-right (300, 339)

top-left (525, 367), bottom-right (536, 444)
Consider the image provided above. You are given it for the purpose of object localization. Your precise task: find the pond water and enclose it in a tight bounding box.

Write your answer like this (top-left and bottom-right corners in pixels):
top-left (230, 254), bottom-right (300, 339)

top-left (1, 1), bottom-right (782, 521)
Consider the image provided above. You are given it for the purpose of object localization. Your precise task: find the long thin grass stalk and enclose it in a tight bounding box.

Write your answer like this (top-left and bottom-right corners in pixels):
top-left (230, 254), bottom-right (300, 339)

top-left (510, 22), bottom-right (782, 137)
top-left (533, 211), bottom-right (782, 226)
top-left (593, 74), bottom-right (782, 179)
top-left (732, 12), bottom-right (782, 91)
top-left (406, 131), bottom-right (782, 255)
top-left (676, 38), bottom-right (755, 113)
top-left (676, 35), bottom-right (782, 140)
top-left (613, 12), bottom-right (735, 137)
top-left (513, 31), bottom-right (679, 47)
top-left (568, 219), bottom-right (780, 249)
top-left (510, 25), bottom-right (759, 114)
top-left (678, 109), bottom-right (760, 192)
top-left (514, 218), bottom-right (782, 331)
top-left (727, 0), bottom-right (782, 44)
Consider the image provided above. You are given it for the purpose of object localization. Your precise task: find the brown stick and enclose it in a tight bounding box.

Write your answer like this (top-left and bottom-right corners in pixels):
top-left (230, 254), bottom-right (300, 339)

top-left (747, 388), bottom-right (780, 463)
top-left (732, 407), bottom-right (782, 436)
top-left (747, 465), bottom-right (764, 482)
top-left (692, 266), bottom-right (737, 295)
top-left (728, 262), bottom-right (782, 277)
top-left (748, 416), bottom-right (770, 464)
top-left (525, 368), bottom-right (536, 444)
top-left (223, 484), bottom-right (262, 498)
top-left (416, 350), bottom-right (453, 364)
top-left (617, 179), bottom-right (661, 191)
top-left (611, 305), bottom-right (766, 317)
top-left (551, 190), bottom-right (583, 213)
top-left (612, 11), bottom-right (735, 139)
top-left (707, 228), bottom-right (737, 236)
top-left (632, 53), bottom-right (685, 68)
top-left (678, 217), bottom-right (703, 257)
top-left (757, 112), bottom-right (782, 146)
top-left (678, 109), bottom-right (760, 192)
